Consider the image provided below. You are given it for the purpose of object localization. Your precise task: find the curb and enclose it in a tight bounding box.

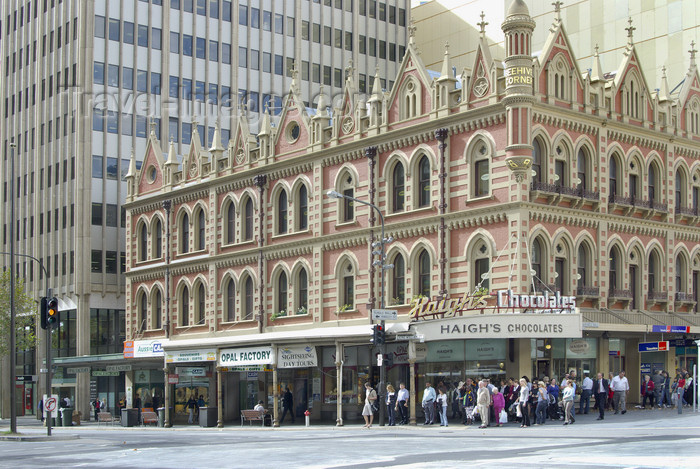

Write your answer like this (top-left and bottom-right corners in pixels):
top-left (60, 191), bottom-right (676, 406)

top-left (0, 434), bottom-right (80, 442)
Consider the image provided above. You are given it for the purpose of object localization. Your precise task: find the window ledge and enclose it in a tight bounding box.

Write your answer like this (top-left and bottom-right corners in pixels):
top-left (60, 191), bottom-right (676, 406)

top-left (406, 205), bottom-right (435, 215)
top-left (467, 194), bottom-right (494, 203)
top-left (335, 220), bottom-right (358, 228)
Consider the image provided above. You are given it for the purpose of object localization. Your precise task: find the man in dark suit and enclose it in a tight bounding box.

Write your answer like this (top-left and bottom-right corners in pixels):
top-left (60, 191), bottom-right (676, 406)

top-left (594, 372), bottom-right (610, 420)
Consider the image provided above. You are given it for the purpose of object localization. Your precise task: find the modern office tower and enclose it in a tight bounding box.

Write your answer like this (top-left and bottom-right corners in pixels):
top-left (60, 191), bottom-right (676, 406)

top-left (0, 0), bottom-right (409, 420)
top-left (413, 0), bottom-right (699, 92)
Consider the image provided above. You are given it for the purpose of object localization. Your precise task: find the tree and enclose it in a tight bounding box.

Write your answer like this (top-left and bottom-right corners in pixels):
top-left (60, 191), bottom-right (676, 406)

top-left (0, 270), bottom-right (38, 357)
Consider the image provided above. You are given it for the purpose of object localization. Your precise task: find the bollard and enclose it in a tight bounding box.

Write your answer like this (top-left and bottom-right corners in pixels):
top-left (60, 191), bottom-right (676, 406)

top-left (304, 410), bottom-right (311, 427)
top-left (677, 388), bottom-right (683, 414)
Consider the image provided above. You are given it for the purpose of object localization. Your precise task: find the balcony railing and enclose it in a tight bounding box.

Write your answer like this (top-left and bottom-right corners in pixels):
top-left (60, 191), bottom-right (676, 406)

top-left (530, 182), bottom-right (600, 201)
top-left (675, 291), bottom-right (695, 302)
top-left (608, 194), bottom-right (632, 205)
top-left (677, 205), bottom-right (700, 217)
top-left (610, 288), bottom-right (632, 299)
top-left (651, 201), bottom-right (668, 212)
top-left (576, 286), bottom-right (600, 297)
top-left (647, 291), bottom-right (668, 301)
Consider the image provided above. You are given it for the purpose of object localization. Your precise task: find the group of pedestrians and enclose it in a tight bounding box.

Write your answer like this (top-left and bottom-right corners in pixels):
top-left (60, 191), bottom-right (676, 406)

top-left (361, 368), bottom-right (695, 429)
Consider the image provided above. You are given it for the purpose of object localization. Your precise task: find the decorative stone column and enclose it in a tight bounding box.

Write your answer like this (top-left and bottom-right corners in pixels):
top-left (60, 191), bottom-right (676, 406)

top-left (408, 340), bottom-right (417, 425)
top-left (272, 365), bottom-right (280, 427)
top-left (336, 341), bottom-right (344, 426)
top-left (163, 364), bottom-right (171, 427)
top-left (217, 367), bottom-right (224, 428)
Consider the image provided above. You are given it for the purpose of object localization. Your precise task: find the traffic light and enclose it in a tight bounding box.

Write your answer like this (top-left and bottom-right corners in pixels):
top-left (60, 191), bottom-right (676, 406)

top-left (40, 297), bottom-right (48, 330)
top-left (371, 324), bottom-right (385, 345)
top-left (47, 297), bottom-right (59, 328)
top-left (385, 352), bottom-right (393, 367)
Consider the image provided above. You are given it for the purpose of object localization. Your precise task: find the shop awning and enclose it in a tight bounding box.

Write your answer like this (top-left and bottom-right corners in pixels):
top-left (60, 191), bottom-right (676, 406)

top-left (162, 322), bottom-right (410, 351)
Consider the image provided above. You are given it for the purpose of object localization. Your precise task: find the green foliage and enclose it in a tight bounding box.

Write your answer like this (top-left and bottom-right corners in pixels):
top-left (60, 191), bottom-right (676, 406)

top-left (409, 294), bottom-right (426, 308)
top-left (336, 304), bottom-right (352, 314)
top-left (270, 310), bottom-right (287, 321)
top-left (0, 270), bottom-right (38, 357)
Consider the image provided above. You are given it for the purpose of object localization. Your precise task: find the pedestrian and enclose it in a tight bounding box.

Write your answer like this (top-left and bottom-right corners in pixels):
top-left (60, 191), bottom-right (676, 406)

top-left (661, 371), bottom-right (672, 407)
top-left (579, 373), bottom-right (593, 414)
top-left (396, 382), bottom-right (409, 424)
top-left (562, 379), bottom-right (575, 425)
top-left (535, 381), bottom-right (548, 425)
top-left (611, 370), bottom-right (629, 414)
top-left (452, 382), bottom-right (464, 420)
top-left (386, 384), bottom-right (397, 426)
top-left (93, 397), bottom-right (101, 421)
top-left (476, 380), bottom-right (491, 429)
top-left (492, 386), bottom-right (506, 426)
top-left (462, 379), bottom-right (476, 425)
top-left (547, 378), bottom-right (560, 420)
top-left (362, 382), bottom-right (377, 428)
top-left (594, 372), bottom-right (609, 420)
top-left (118, 395), bottom-right (125, 416)
top-left (640, 374), bottom-right (655, 409)
top-left (518, 378), bottom-right (530, 427)
top-left (651, 369), bottom-right (664, 408)
top-left (281, 386), bottom-right (295, 424)
top-left (422, 382), bottom-right (436, 425)
top-left (38, 398), bottom-right (44, 423)
top-left (186, 395), bottom-right (197, 424)
top-left (437, 387), bottom-right (449, 426)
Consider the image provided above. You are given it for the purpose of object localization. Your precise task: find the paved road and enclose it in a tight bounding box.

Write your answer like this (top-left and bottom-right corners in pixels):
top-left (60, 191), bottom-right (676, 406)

top-left (1, 408), bottom-right (699, 468)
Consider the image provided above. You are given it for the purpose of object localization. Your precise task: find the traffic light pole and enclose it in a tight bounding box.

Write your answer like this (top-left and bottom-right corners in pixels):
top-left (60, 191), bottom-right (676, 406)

top-left (1, 251), bottom-right (52, 435)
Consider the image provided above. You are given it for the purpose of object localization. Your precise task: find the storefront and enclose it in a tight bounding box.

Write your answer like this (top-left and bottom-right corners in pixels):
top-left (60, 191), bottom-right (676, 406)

top-left (165, 348), bottom-right (217, 423)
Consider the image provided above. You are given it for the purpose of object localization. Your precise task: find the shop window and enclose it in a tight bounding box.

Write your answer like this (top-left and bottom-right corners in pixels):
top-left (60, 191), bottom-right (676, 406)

top-left (296, 268), bottom-right (308, 313)
top-left (391, 253), bottom-right (405, 305)
top-left (180, 286), bottom-right (189, 326)
top-left (153, 289), bottom-right (162, 330)
top-left (243, 197), bottom-right (254, 241)
top-left (196, 283), bottom-right (206, 324)
top-left (180, 212), bottom-right (189, 253)
top-left (417, 155), bottom-right (431, 208)
top-left (243, 276), bottom-right (254, 320)
top-left (89, 309), bottom-right (125, 356)
top-left (391, 162), bottom-right (405, 213)
top-left (225, 278), bottom-right (235, 321)
top-left (417, 249), bottom-right (431, 297)
top-left (277, 190), bottom-right (288, 234)
top-left (296, 184), bottom-right (308, 231)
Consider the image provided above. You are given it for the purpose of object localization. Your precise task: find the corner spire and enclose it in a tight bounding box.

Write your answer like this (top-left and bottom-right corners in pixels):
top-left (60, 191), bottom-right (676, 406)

top-left (590, 44), bottom-right (603, 82)
top-left (552, 1), bottom-right (563, 23)
top-left (659, 66), bottom-right (670, 101)
top-left (440, 42), bottom-right (451, 78)
top-left (258, 103), bottom-right (272, 137)
top-left (166, 138), bottom-right (177, 166)
top-left (126, 148), bottom-right (137, 179)
top-left (690, 40), bottom-right (698, 70)
top-left (625, 17), bottom-right (635, 47)
top-left (370, 66), bottom-right (382, 99)
top-left (209, 121), bottom-right (224, 152)
top-left (408, 19), bottom-right (416, 47)
top-left (477, 11), bottom-right (488, 39)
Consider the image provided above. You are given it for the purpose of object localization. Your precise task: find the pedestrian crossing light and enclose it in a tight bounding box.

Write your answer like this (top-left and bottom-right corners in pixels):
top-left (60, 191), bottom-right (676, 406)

top-left (47, 297), bottom-right (59, 329)
top-left (371, 324), bottom-right (385, 345)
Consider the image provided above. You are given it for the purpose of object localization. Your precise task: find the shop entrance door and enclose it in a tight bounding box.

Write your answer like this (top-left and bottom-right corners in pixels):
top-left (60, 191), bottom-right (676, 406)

top-left (15, 384), bottom-right (26, 416)
top-left (536, 360), bottom-right (550, 379)
top-left (293, 378), bottom-right (308, 419)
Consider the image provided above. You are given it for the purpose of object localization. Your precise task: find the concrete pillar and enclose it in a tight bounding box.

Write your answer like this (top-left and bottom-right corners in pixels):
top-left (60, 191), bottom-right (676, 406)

top-left (408, 340), bottom-right (417, 425)
top-left (272, 365), bottom-right (280, 427)
top-left (509, 338), bottom-right (531, 379)
top-left (627, 339), bottom-right (641, 405)
top-left (164, 364), bottom-right (171, 427)
top-left (598, 336), bottom-right (610, 376)
top-left (124, 371), bottom-right (134, 408)
top-left (665, 347), bottom-right (676, 373)
top-left (335, 342), bottom-right (343, 426)
top-left (217, 367), bottom-right (223, 428)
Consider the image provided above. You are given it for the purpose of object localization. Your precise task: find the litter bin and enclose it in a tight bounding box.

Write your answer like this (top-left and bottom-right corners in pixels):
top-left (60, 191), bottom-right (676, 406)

top-left (121, 408), bottom-right (139, 427)
top-left (157, 407), bottom-right (165, 427)
top-left (199, 407), bottom-right (217, 427)
top-left (61, 408), bottom-right (73, 426)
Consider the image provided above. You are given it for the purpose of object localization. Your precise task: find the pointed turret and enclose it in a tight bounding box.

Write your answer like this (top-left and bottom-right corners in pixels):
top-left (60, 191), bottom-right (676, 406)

top-left (163, 137), bottom-right (178, 186)
top-left (434, 42), bottom-right (457, 113)
top-left (125, 148), bottom-right (138, 200)
top-left (312, 86), bottom-right (331, 146)
top-left (658, 66), bottom-right (670, 102)
top-left (502, 0), bottom-right (536, 182)
top-left (590, 44), bottom-right (604, 82)
top-left (258, 104), bottom-right (272, 160)
top-left (209, 122), bottom-right (224, 153)
top-left (368, 67), bottom-right (383, 129)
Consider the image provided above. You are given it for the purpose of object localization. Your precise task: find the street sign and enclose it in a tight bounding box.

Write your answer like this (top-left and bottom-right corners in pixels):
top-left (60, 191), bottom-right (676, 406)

top-left (638, 341), bottom-right (669, 352)
top-left (168, 374), bottom-right (179, 384)
top-left (371, 309), bottom-right (398, 320)
top-left (67, 367), bottom-right (90, 374)
top-left (651, 325), bottom-right (690, 333)
top-left (44, 395), bottom-right (58, 418)
top-left (15, 375), bottom-right (36, 382)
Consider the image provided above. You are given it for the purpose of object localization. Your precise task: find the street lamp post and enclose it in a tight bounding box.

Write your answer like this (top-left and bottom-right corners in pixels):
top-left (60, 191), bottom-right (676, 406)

top-left (8, 140), bottom-right (17, 433)
top-left (326, 190), bottom-right (393, 426)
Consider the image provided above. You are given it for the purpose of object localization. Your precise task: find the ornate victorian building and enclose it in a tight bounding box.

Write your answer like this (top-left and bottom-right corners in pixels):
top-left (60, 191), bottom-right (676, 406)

top-left (125, 0), bottom-right (700, 426)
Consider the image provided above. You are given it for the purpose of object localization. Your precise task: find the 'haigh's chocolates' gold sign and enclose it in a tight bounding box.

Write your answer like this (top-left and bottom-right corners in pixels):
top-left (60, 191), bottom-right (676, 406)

top-left (504, 66), bottom-right (533, 87)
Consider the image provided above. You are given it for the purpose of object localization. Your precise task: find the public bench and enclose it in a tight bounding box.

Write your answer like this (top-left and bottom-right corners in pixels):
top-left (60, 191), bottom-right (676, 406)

top-left (141, 410), bottom-right (159, 426)
top-left (240, 409), bottom-right (265, 427)
top-left (97, 412), bottom-right (118, 426)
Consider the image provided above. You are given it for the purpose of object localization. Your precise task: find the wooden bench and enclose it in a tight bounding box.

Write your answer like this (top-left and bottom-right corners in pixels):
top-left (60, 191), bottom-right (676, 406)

top-left (97, 412), bottom-right (118, 426)
top-left (240, 409), bottom-right (265, 427)
top-left (141, 410), bottom-right (159, 426)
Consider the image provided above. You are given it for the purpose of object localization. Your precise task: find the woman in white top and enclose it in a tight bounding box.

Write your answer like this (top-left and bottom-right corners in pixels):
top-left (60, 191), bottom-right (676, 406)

top-left (362, 382), bottom-right (377, 428)
top-left (519, 378), bottom-right (530, 427)
top-left (437, 388), bottom-right (449, 426)
top-left (562, 380), bottom-right (575, 425)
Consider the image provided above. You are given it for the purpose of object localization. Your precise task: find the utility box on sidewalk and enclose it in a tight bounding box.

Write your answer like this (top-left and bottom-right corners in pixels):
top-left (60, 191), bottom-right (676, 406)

top-left (61, 408), bottom-right (73, 426)
top-left (121, 408), bottom-right (138, 427)
top-left (199, 407), bottom-right (217, 427)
